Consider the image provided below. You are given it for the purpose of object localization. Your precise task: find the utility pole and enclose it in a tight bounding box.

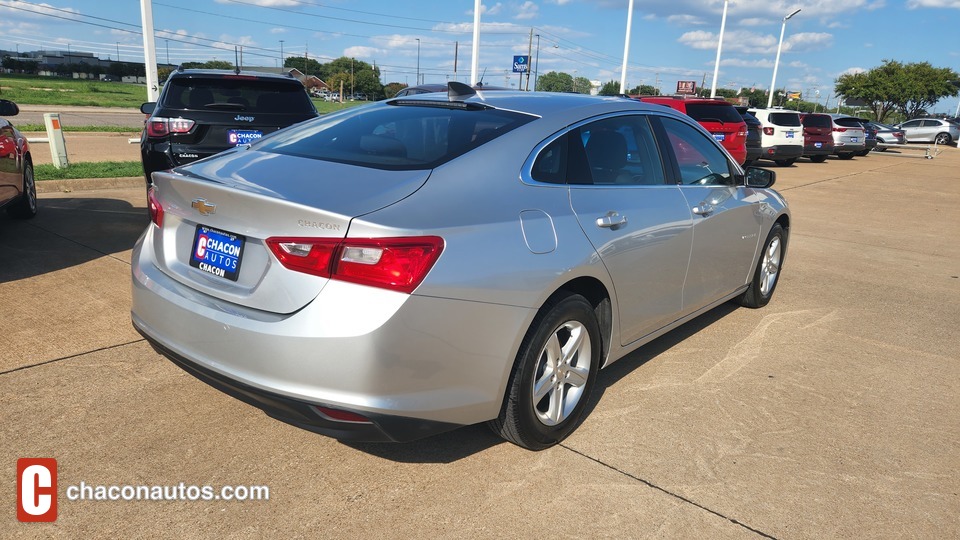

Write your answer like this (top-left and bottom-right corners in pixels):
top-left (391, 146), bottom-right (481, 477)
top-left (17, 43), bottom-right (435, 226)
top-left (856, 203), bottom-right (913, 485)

top-left (525, 28), bottom-right (533, 91)
top-left (139, 0), bottom-right (160, 101)
top-left (453, 41), bottom-right (458, 82)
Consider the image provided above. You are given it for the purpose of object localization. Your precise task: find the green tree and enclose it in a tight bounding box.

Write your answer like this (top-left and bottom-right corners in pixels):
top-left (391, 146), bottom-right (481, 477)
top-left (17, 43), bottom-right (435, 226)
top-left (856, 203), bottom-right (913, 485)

top-left (284, 56), bottom-right (322, 76)
top-left (536, 71), bottom-right (573, 92)
top-left (628, 84), bottom-right (658, 96)
top-left (383, 82), bottom-right (406, 99)
top-left (598, 80), bottom-right (623, 96)
top-left (182, 60), bottom-right (234, 70)
top-left (835, 60), bottom-right (960, 121)
top-left (572, 76), bottom-right (592, 94)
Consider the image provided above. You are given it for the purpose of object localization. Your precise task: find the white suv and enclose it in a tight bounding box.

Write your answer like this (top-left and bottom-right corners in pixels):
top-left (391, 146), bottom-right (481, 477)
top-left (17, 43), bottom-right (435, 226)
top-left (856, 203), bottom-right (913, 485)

top-left (748, 108), bottom-right (804, 166)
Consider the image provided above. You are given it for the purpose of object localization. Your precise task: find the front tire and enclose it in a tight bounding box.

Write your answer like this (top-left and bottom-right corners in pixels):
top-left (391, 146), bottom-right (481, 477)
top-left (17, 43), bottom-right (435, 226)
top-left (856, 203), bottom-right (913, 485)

top-left (738, 223), bottom-right (785, 309)
top-left (490, 294), bottom-right (601, 450)
top-left (7, 160), bottom-right (37, 219)
top-left (809, 155), bottom-right (828, 163)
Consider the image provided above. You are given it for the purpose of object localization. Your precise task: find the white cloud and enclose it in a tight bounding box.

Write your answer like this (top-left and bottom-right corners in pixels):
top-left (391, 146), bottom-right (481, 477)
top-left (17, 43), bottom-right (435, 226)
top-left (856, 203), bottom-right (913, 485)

top-left (269, 28), bottom-right (287, 34)
top-left (907, 0), bottom-right (960, 8)
top-left (667, 14), bottom-right (707, 25)
top-left (467, 2), bottom-right (504, 16)
top-left (840, 67), bottom-right (867, 76)
top-left (515, 1), bottom-right (539, 20)
top-left (344, 46), bottom-right (383, 59)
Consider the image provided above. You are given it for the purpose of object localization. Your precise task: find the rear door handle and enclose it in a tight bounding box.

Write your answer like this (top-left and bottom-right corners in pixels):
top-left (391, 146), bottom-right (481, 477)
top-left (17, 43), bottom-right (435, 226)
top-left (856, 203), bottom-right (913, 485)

top-left (596, 211), bottom-right (628, 229)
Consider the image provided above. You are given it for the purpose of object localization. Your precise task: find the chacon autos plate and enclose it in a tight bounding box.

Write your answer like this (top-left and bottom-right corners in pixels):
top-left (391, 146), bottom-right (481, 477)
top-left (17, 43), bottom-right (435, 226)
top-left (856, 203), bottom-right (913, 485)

top-left (228, 129), bottom-right (263, 146)
top-left (189, 225), bottom-right (245, 281)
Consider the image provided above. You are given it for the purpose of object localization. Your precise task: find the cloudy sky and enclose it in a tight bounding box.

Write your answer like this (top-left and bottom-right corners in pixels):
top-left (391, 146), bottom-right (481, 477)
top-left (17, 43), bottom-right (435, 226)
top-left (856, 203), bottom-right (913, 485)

top-left (1, 0), bottom-right (959, 111)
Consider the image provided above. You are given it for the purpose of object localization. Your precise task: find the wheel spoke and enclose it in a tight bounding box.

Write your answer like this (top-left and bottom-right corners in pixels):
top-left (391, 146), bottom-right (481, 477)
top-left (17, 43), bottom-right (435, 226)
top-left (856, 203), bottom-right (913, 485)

top-left (532, 365), bottom-right (554, 402)
top-left (565, 364), bottom-right (590, 388)
top-left (548, 381), bottom-right (564, 424)
top-left (560, 324), bottom-right (584, 366)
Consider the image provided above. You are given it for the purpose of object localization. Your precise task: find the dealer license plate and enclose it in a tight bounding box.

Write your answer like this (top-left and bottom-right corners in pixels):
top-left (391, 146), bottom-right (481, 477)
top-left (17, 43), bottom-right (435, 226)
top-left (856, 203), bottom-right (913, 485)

top-left (851, 137), bottom-right (859, 143)
top-left (786, 132), bottom-right (795, 139)
top-left (815, 142), bottom-right (823, 148)
top-left (228, 129), bottom-right (263, 146)
top-left (189, 225), bottom-right (245, 281)
top-left (713, 133), bottom-right (725, 142)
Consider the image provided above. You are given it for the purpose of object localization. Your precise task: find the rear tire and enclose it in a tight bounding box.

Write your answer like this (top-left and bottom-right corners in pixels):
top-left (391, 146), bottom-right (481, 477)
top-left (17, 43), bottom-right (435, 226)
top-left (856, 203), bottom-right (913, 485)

top-left (490, 294), bottom-right (601, 450)
top-left (7, 160), bottom-right (37, 219)
top-left (838, 153), bottom-right (855, 160)
top-left (809, 155), bottom-right (827, 163)
top-left (857, 149), bottom-right (871, 156)
top-left (738, 223), bottom-right (785, 309)
top-left (774, 159), bottom-right (796, 167)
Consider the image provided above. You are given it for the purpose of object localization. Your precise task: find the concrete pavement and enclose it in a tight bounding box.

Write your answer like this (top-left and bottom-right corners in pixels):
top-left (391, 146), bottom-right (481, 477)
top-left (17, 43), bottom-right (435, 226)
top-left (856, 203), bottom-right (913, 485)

top-left (3, 148), bottom-right (959, 538)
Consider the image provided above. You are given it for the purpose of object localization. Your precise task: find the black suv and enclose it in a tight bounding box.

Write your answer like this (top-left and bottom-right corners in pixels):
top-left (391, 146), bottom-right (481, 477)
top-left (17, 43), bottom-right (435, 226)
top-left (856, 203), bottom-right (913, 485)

top-left (735, 106), bottom-right (762, 166)
top-left (140, 69), bottom-right (318, 186)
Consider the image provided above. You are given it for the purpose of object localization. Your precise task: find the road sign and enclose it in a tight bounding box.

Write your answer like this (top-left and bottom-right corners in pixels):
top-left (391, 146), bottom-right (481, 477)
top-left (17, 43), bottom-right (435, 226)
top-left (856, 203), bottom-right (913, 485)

top-left (513, 55), bottom-right (530, 73)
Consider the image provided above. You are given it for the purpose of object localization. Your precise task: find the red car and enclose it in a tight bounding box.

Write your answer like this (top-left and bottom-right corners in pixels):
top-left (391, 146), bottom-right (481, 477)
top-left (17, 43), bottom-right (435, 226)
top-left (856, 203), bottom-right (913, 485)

top-left (799, 113), bottom-right (835, 163)
top-left (0, 99), bottom-right (36, 219)
top-left (634, 96), bottom-right (748, 164)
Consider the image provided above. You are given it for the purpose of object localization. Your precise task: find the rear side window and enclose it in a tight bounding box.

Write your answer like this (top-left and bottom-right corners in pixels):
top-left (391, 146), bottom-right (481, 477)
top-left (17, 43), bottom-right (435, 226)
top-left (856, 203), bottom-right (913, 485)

top-left (802, 115), bottom-right (832, 128)
top-left (257, 103), bottom-right (535, 170)
top-left (834, 118), bottom-right (865, 128)
top-left (162, 77), bottom-right (315, 114)
top-left (768, 113), bottom-right (802, 127)
top-left (684, 103), bottom-right (744, 124)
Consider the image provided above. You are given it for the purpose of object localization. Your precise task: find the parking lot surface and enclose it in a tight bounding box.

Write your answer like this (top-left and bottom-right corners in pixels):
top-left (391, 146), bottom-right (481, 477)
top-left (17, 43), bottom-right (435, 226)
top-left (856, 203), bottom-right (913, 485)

top-left (3, 149), bottom-right (959, 538)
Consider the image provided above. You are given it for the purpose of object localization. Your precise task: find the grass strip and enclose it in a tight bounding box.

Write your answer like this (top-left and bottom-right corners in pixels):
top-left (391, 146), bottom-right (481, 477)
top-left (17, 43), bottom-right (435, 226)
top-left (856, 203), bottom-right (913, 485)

top-left (35, 161), bottom-right (143, 181)
top-left (18, 124), bottom-right (141, 133)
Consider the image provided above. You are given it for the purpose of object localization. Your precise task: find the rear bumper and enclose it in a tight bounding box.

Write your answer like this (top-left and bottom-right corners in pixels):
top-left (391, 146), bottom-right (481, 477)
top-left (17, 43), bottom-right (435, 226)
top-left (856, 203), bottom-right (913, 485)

top-left (803, 141), bottom-right (834, 156)
top-left (759, 145), bottom-right (803, 161)
top-left (136, 326), bottom-right (461, 442)
top-left (832, 141), bottom-right (866, 154)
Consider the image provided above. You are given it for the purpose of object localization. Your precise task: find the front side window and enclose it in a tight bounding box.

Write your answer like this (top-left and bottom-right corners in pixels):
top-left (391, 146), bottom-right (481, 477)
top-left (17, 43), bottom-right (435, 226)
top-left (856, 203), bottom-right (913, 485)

top-left (659, 117), bottom-right (734, 186)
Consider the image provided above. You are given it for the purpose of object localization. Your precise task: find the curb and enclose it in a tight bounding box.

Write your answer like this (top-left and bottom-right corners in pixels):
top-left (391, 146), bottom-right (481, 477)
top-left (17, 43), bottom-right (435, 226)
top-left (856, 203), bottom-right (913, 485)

top-left (37, 176), bottom-right (144, 194)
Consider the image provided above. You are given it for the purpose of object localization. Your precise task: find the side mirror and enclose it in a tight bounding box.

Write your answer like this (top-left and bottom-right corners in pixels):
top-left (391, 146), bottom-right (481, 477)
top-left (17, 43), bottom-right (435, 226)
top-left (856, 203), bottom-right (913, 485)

top-left (745, 166), bottom-right (776, 189)
top-left (140, 102), bottom-right (156, 115)
top-left (0, 99), bottom-right (20, 117)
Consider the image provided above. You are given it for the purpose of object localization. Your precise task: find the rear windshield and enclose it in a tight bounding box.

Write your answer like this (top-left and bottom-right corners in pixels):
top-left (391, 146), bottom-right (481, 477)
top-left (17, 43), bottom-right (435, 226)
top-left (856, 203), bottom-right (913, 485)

top-left (256, 103), bottom-right (536, 170)
top-left (834, 118), bottom-right (864, 128)
top-left (684, 103), bottom-right (744, 124)
top-left (162, 77), bottom-right (315, 114)
top-left (768, 112), bottom-right (802, 127)
top-left (802, 115), bottom-right (832, 128)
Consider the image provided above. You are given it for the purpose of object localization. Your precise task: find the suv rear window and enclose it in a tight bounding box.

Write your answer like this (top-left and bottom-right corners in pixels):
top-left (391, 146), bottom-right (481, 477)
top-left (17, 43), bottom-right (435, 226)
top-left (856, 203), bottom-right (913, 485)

top-left (684, 103), bottom-right (744, 124)
top-left (834, 118), bottom-right (864, 128)
top-left (257, 103), bottom-right (536, 170)
top-left (802, 115), bottom-right (832, 128)
top-left (162, 77), bottom-right (315, 113)
top-left (768, 112), bottom-right (802, 127)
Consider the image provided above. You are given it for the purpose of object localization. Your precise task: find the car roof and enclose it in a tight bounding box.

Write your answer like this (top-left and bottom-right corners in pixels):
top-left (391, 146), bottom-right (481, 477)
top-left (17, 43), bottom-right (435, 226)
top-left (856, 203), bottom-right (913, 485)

top-left (389, 89), bottom-right (678, 118)
top-left (167, 68), bottom-right (301, 82)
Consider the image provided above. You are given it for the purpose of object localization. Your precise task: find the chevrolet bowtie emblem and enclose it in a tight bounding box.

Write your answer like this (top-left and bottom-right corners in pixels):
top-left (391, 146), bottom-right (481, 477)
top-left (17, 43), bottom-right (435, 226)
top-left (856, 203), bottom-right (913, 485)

top-left (191, 198), bottom-right (217, 215)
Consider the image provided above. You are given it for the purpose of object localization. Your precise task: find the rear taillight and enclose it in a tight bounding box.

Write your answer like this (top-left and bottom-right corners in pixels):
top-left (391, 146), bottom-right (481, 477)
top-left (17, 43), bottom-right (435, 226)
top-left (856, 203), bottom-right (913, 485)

top-left (737, 129), bottom-right (747, 137)
top-left (147, 187), bottom-right (164, 227)
top-left (313, 406), bottom-right (372, 424)
top-left (763, 127), bottom-right (774, 136)
top-left (146, 117), bottom-right (195, 137)
top-left (266, 236), bottom-right (444, 294)
top-left (833, 127), bottom-right (848, 133)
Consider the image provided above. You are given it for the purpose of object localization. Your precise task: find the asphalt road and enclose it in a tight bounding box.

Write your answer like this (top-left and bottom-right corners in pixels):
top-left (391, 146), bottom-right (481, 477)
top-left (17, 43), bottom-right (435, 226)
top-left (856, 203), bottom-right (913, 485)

top-left (3, 148), bottom-right (959, 538)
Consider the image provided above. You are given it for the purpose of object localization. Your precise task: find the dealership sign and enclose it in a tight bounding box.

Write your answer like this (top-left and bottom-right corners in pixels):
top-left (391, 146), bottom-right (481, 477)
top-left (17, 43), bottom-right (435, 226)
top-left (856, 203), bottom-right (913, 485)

top-left (676, 81), bottom-right (697, 95)
top-left (512, 55), bottom-right (530, 73)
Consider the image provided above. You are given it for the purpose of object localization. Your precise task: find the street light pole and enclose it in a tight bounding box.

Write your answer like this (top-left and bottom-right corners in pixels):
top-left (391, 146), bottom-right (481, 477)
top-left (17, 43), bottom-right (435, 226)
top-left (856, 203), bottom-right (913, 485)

top-left (165, 39), bottom-right (169, 65)
top-left (710, 0), bottom-right (729, 98)
top-left (618, 0), bottom-right (635, 94)
top-left (279, 40), bottom-right (284, 69)
top-left (416, 38), bottom-right (421, 85)
top-left (767, 8), bottom-right (801, 108)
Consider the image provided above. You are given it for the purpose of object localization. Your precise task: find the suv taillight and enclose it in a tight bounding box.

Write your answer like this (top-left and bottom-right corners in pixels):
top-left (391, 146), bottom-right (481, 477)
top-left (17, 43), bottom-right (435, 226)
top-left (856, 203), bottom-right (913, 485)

top-left (146, 117), bottom-right (196, 137)
top-left (833, 127), bottom-right (848, 133)
top-left (763, 127), bottom-right (774, 136)
top-left (266, 236), bottom-right (444, 294)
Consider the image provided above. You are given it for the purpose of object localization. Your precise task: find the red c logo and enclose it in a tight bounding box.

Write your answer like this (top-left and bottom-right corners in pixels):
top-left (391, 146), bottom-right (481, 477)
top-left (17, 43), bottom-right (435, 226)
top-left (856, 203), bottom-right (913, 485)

top-left (17, 458), bottom-right (57, 522)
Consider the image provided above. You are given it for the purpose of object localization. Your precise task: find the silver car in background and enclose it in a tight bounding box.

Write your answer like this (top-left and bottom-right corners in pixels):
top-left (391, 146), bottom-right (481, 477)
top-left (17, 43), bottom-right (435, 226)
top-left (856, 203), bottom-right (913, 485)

top-left (828, 114), bottom-right (867, 159)
top-left (895, 118), bottom-right (960, 145)
top-left (132, 84), bottom-right (790, 450)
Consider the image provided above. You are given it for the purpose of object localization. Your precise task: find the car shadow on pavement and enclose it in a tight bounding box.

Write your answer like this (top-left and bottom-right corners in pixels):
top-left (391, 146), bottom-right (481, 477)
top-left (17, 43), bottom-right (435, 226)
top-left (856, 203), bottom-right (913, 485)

top-left (0, 196), bottom-right (148, 283)
top-left (344, 302), bottom-right (740, 463)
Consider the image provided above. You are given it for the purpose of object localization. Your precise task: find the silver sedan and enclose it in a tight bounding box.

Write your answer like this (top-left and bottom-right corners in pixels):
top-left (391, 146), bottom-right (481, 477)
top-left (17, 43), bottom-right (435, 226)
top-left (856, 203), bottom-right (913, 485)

top-left (131, 85), bottom-right (790, 450)
top-left (895, 118), bottom-right (960, 145)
